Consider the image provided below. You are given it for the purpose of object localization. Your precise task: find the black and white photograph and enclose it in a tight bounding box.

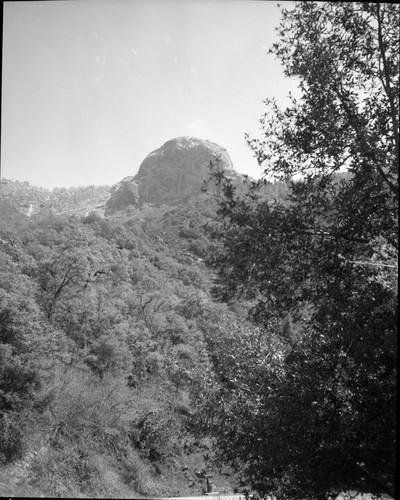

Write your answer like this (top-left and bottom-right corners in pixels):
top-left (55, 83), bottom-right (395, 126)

top-left (0, 1), bottom-right (397, 499)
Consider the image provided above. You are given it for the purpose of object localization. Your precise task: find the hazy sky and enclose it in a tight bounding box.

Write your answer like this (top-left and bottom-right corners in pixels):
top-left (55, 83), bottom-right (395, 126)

top-left (2, 0), bottom-right (296, 189)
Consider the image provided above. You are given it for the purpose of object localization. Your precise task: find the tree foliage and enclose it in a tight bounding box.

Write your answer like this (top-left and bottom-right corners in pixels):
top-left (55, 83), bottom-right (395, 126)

top-left (205, 2), bottom-right (398, 499)
top-left (0, 3), bottom-right (397, 497)
top-left (0, 194), bottom-right (235, 495)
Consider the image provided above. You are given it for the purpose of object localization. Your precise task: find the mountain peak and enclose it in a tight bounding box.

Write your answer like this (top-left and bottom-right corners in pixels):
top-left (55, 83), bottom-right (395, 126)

top-left (131, 136), bottom-right (236, 206)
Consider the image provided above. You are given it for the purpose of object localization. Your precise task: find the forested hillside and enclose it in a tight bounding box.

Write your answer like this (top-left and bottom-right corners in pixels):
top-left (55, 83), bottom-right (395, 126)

top-left (1, 2), bottom-right (397, 500)
top-left (0, 180), bottom-right (287, 498)
top-left (0, 180), bottom-right (110, 217)
top-left (0, 192), bottom-right (226, 496)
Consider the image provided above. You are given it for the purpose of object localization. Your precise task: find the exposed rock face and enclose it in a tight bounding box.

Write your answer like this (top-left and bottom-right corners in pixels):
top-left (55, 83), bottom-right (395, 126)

top-left (104, 136), bottom-right (246, 213)
top-left (133, 137), bottom-right (237, 205)
top-left (105, 176), bottom-right (139, 215)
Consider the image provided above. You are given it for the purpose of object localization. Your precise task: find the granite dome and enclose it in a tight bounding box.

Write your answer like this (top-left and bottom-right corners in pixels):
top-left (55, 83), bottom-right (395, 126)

top-left (133, 137), bottom-right (237, 205)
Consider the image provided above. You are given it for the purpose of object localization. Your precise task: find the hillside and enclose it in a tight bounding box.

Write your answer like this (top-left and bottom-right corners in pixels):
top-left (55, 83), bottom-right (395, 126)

top-left (1, 132), bottom-right (396, 499)
top-left (0, 179), bottom-right (110, 218)
top-left (1, 137), bottom-right (287, 222)
top-left (0, 138), bottom-right (288, 498)
top-left (2, 0), bottom-right (397, 496)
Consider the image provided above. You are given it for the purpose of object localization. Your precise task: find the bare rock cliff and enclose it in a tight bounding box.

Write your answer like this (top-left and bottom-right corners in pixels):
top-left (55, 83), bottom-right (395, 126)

top-left (105, 176), bottom-right (139, 215)
top-left (133, 137), bottom-right (238, 205)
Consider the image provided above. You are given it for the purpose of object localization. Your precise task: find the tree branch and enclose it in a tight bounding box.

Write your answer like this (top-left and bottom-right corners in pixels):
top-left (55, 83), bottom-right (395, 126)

top-left (376, 3), bottom-right (399, 176)
top-left (333, 84), bottom-right (398, 198)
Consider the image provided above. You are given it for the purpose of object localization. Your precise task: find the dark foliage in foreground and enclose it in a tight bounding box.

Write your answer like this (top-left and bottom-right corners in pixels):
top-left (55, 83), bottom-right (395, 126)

top-left (199, 2), bottom-right (398, 499)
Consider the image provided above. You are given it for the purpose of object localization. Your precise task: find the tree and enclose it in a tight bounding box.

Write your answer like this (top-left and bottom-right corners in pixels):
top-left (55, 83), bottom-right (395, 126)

top-left (0, 246), bottom-right (49, 463)
top-left (205, 2), bottom-right (398, 499)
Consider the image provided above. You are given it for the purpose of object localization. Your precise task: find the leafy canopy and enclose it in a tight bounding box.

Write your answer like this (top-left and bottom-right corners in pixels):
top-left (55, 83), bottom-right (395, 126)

top-left (206, 2), bottom-right (398, 499)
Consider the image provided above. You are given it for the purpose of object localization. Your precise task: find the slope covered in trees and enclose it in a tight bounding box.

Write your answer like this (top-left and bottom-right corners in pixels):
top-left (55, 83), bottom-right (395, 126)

top-left (1, 178), bottom-right (289, 497)
top-left (0, 193), bottom-right (248, 497)
top-left (0, 179), bottom-right (110, 217)
top-left (1, 2), bottom-right (397, 499)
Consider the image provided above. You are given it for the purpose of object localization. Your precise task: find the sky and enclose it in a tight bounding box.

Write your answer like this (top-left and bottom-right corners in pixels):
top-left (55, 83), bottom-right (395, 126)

top-left (1, 0), bottom-right (296, 189)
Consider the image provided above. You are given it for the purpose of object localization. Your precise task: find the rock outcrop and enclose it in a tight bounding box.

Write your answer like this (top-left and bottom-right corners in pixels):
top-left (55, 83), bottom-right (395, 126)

top-left (3, 138), bottom-right (247, 218)
top-left (133, 137), bottom-right (238, 205)
top-left (104, 136), bottom-right (249, 213)
top-left (105, 176), bottom-right (139, 215)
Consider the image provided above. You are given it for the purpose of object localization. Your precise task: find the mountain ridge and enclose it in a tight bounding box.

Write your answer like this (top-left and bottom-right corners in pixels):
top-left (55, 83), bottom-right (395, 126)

top-left (1, 137), bottom-right (252, 219)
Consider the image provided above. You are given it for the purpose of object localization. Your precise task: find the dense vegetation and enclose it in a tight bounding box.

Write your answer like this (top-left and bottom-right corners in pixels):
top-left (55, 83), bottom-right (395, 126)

top-left (0, 179), bottom-right (110, 216)
top-left (0, 194), bottom-right (249, 497)
top-left (0, 2), bottom-right (397, 499)
top-left (199, 2), bottom-right (398, 500)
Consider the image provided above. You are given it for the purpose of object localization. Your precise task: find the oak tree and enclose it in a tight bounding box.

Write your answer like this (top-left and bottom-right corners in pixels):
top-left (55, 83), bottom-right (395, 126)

top-left (206, 3), bottom-right (398, 499)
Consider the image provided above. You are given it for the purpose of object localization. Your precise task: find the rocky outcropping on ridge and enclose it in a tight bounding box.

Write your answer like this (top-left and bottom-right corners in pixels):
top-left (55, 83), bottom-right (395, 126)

top-left (132, 136), bottom-right (238, 205)
top-left (2, 137), bottom-right (248, 218)
top-left (105, 176), bottom-right (139, 215)
top-left (105, 136), bottom-right (252, 214)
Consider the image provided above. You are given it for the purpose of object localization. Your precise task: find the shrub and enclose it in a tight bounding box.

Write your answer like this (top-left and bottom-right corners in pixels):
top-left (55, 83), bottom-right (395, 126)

top-left (128, 386), bottom-right (184, 463)
top-left (0, 412), bottom-right (26, 464)
top-left (188, 241), bottom-right (207, 258)
top-left (179, 228), bottom-right (200, 240)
